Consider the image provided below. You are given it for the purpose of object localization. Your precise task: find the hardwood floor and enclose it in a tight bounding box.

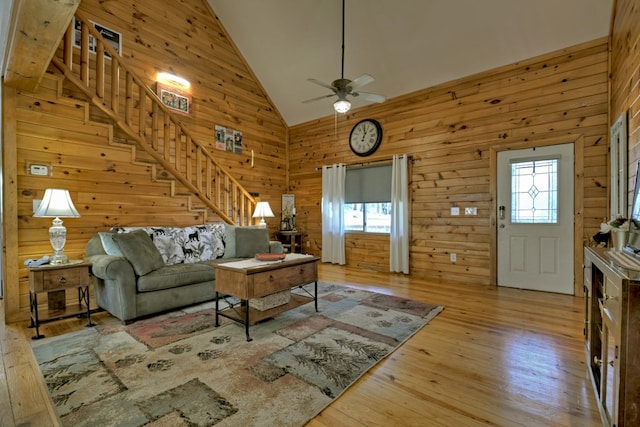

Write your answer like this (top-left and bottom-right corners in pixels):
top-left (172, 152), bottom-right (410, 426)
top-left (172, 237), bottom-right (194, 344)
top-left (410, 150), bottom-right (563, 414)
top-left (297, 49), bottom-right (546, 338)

top-left (0, 264), bottom-right (602, 426)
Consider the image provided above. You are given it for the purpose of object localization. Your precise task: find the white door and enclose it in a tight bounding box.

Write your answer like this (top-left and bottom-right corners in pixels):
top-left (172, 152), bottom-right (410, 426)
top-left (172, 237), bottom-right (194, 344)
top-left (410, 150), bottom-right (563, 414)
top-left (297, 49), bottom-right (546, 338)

top-left (497, 144), bottom-right (574, 294)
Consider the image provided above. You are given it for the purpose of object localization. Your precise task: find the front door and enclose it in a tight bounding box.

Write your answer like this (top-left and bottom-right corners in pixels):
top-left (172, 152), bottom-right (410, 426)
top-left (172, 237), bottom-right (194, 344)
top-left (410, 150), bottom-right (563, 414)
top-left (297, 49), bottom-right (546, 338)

top-left (497, 143), bottom-right (574, 294)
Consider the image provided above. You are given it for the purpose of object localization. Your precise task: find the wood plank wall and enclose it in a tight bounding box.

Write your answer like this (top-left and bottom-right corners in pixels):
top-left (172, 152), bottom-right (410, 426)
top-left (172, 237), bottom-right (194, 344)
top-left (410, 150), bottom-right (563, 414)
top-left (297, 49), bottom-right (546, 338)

top-left (611, 0), bottom-right (640, 203)
top-left (2, 0), bottom-right (287, 322)
top-left (289, 38), bottom-right (609, 288)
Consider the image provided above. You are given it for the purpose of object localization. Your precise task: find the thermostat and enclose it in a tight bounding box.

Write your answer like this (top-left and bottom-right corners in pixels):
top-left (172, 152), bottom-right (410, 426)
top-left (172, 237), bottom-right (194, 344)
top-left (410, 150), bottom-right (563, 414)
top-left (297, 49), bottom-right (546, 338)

top-left (27, 163), bottom-right (51, 176)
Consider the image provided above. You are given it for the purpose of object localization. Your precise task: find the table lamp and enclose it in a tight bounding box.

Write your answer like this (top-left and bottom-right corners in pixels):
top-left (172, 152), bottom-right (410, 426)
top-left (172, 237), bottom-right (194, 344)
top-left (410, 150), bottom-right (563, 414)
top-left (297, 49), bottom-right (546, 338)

top-left (33, 188), bottom-right (81, 265)
top-left (252, 201), bottom-right (274, 227)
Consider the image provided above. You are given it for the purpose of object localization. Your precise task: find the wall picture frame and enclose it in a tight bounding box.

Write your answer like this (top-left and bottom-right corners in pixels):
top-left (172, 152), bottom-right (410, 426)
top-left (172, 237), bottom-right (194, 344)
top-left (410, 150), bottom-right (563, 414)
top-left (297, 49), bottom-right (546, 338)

top-left (281, 194), bottom-right (295, 230)
top-left (610, 111), bottom-right (628, 218)
top-left (156, 82), bottom-right (192, 116)
top-left (72, 17), bottom-right (122, 59)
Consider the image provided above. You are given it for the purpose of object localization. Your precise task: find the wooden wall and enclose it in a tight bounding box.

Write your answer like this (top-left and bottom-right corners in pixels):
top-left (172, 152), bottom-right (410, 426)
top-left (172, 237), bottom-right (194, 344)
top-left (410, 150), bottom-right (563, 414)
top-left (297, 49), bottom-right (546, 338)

top-left (2, 0), bottom-right (288, 322)
top-left (611, 0), bottom-right (640, 198)
top-left (289, 38), bottom-right (610, 288)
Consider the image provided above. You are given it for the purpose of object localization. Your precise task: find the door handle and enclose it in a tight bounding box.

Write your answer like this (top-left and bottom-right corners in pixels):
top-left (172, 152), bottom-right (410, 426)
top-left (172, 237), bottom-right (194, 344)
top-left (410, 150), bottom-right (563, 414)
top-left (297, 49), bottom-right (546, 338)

top-left (499, 224), bottom-right (505, 228)
top-left (499, 206), bottom-right (505, 220)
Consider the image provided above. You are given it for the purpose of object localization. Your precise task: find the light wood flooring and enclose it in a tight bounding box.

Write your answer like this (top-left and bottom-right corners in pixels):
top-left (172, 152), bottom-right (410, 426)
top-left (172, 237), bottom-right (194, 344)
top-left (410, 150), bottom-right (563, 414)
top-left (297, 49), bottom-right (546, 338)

top-left (1, 264), bottom-right (602, 426)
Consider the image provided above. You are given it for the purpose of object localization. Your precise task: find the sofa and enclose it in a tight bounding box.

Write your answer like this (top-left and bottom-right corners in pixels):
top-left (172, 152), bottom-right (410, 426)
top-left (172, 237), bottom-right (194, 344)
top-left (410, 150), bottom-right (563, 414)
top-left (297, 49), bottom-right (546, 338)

top-left (85, 223), bottom-right (283, 322)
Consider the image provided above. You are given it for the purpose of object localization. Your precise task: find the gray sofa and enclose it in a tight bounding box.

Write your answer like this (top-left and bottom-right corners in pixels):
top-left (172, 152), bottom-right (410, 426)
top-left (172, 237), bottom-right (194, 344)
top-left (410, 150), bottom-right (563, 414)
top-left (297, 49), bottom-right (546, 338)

top-left (85, 223), bottom-right (282, 322)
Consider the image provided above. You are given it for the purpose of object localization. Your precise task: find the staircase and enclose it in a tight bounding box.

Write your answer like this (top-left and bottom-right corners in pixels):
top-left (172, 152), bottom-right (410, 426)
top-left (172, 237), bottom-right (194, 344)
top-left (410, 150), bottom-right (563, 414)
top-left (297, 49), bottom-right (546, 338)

top-left (50, 11), bottom-right (256, 225)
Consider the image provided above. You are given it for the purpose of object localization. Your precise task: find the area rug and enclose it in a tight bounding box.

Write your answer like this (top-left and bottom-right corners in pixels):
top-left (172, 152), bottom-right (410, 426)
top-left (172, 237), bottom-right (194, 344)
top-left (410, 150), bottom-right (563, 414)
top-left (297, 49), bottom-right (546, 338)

top-left (31, 282), bottom-right (443, 427)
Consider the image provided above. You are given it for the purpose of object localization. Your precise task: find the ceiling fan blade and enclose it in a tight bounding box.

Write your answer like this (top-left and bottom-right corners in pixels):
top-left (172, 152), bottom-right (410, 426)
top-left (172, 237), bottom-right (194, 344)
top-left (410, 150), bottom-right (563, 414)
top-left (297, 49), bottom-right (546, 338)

top-left (353, 91), bottom-right (386, 103)
top-left (307, 78), bottom-right (336, 91)
top-left (347, 74), bottom-right (374, 91)
top-left (302, 93), bottom-right (336, 104)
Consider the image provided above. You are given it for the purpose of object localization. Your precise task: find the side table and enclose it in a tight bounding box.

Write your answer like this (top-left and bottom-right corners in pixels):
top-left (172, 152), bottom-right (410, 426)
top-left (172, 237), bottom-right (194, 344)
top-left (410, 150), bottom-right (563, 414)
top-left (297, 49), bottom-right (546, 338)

top-left (276, 231), bottom-right (303, 253)
top-left (28, 260), bottom-right (94, 339)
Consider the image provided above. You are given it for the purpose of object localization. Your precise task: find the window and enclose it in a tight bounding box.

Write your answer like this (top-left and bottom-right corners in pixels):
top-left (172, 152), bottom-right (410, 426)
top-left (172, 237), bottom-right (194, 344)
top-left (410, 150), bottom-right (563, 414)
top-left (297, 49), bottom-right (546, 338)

top-left (344, 202), bottom-right (392, 232)
top-left (344, 164), bottom-right (392, 233)
top-left (511, 158), bottom-right (558, 223)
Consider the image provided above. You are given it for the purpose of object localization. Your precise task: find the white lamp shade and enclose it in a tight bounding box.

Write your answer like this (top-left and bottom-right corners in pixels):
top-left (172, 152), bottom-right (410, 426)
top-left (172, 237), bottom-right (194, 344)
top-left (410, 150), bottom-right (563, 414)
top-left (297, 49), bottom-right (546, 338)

top-left (333, 99), bottom-right (351, 113)
top-left (34, 189), bottom-right (80, 218)
top-left (252, 201), bottom-right (274, 219)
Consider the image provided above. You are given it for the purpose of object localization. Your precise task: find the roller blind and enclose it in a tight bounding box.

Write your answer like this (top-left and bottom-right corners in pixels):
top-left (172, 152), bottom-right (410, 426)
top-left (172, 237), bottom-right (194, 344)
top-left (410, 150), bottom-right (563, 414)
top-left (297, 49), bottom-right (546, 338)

top-left (345, 164), bottom-right (392, 203)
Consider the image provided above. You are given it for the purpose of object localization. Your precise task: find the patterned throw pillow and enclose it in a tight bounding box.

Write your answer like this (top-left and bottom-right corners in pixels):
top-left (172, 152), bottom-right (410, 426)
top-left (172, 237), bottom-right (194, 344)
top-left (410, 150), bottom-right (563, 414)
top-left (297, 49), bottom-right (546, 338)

top-left (110, 224), bottom-right (225, 264)
top-left (180, 224), bottom-right (225, 263)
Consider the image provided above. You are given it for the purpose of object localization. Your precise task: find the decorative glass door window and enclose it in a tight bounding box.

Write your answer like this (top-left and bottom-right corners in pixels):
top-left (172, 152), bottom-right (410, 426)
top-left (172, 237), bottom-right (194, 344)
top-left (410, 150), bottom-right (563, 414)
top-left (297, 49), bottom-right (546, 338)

top-left (511, 159), bottom-right (558, 223)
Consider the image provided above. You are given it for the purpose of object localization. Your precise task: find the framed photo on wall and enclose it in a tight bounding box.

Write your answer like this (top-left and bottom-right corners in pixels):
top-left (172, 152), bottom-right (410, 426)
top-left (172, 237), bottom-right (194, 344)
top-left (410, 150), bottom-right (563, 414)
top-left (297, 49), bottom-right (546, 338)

top-left (214, 125), bottom-right (243, 154)
top-left (281, 194), bottom-right (295, 230)
top-left (156, 83), bottom-right (191, 116)
top-left (73, 17), bottom-right (122, 59)
top-left (611, 111), bottom-right (628, 218)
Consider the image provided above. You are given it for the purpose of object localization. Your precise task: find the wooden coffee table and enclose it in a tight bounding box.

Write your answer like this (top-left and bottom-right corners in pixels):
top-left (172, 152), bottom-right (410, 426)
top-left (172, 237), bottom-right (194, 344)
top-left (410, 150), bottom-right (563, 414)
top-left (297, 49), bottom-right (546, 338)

top-left (214, 254), bottom-right (320, 341)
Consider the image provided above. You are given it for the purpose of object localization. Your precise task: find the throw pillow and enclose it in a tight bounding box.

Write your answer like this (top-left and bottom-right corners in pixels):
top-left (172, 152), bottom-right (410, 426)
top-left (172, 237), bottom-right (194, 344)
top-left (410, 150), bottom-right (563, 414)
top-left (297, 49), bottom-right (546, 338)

top-left (180, 224), bottom-right (225, 263)
top-left (98, 232), bottom-right (124, 256)
top-left (222, 223), bottom-right (237, 258)
top-left (235, 227), bottom-right (270, 258)
top-left (112, 229), bottom-right (165, 276)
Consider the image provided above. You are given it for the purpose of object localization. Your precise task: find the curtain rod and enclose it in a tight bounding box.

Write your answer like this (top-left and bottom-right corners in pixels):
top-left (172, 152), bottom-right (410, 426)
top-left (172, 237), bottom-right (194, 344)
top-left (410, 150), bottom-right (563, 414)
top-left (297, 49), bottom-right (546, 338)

top-left (315, 155), bottom-right (412, 171)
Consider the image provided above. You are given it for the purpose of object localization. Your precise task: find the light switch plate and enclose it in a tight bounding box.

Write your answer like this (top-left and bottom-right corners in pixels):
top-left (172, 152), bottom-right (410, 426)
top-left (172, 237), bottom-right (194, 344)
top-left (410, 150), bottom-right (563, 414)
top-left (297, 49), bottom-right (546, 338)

top-left (451, 207), bottom-right (460, 216)
top-left (465, 207), bottom-right (478, 215)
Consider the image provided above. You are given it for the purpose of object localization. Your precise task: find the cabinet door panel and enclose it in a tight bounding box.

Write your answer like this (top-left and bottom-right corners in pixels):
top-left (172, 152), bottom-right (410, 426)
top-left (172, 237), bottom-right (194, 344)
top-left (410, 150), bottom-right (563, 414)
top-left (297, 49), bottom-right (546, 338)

top-left (602, 316), bottom-right (618, 425)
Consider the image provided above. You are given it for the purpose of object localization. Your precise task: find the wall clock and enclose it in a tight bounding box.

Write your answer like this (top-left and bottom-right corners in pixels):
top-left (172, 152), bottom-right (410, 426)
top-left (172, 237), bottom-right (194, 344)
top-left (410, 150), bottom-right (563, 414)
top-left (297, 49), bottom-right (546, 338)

top-left (349, 119), bottom-right (383, 157)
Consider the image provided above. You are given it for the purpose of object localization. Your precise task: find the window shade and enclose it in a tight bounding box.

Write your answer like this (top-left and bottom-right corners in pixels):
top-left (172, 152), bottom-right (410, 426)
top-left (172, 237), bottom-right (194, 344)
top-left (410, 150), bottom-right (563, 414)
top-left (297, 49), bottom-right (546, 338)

top-left (345, 164), bottom-right (392, 203)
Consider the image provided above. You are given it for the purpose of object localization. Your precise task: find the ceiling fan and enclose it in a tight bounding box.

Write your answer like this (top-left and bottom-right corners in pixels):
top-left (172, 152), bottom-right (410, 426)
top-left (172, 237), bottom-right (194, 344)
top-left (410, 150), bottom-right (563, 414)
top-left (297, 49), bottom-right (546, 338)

top-left (302, 0), bottom-right (386, 114)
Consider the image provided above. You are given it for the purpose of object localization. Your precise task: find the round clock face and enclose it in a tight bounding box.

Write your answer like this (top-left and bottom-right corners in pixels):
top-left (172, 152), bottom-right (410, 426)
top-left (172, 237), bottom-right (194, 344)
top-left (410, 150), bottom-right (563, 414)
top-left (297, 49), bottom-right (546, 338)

top-left (349, 119), bottom-right (383, 157)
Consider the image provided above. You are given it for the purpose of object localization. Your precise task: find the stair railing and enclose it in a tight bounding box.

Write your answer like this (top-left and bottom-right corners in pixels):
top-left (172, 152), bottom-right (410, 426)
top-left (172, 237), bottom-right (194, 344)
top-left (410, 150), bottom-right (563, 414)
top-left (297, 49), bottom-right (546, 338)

top-left (51, 10), bottom-right (257, 225)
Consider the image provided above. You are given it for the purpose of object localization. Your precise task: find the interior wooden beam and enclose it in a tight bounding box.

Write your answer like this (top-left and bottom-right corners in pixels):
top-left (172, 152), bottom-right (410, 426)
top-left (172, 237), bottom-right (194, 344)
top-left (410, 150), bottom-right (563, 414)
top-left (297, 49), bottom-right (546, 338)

top-left (3, 0), bottom-right (80, 92)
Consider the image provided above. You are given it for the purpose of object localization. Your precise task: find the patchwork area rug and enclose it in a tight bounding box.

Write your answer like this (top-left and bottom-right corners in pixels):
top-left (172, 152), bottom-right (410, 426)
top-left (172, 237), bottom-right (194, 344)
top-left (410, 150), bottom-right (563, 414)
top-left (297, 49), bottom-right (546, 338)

top-left (32, 283), bottom-right (443, 427)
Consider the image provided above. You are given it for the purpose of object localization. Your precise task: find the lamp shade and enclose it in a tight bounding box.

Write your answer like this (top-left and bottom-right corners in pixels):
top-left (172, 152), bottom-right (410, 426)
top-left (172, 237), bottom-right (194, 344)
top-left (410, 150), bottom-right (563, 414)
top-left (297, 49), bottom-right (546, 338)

top-left (333, 99), bottom-right (351, 114)
top-left (34, 189), bottom-right (80, 218)
top-left (252, 201), bottom-right (274, 219)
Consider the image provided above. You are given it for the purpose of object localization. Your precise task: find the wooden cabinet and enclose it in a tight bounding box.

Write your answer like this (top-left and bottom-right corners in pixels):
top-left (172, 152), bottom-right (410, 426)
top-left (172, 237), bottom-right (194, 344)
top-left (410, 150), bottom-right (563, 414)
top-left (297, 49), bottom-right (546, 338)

top-left (276, 231), bottom-right (303, 253)
top-left (28, 261), bottom-right (94, 339)
top-left (583, 247), bottom-right (640, 426)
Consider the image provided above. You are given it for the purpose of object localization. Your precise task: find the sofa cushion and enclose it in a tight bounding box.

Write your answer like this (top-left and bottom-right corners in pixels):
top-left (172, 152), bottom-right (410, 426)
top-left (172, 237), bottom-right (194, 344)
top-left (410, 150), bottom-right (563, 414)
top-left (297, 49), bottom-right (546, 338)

top-left (235, 227), bottom-right (270, 258)
top-left (98, 232), bottom-right (124, 256)
top-left (137, 263), bottom-right (215, 292)
top-left (112, 229), bottom-right (165, 276)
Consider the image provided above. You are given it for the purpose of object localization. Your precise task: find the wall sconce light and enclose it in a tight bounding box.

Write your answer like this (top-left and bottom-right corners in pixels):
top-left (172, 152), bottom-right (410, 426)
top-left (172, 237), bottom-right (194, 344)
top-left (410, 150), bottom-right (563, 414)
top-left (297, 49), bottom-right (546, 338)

top-left (157, 72), bottom-right (191, 90)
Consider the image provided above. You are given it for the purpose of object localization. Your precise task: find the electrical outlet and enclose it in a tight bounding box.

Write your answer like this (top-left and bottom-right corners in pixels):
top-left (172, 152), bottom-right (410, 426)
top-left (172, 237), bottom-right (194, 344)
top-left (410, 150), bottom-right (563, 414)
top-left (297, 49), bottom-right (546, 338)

top-left (465, 207), bottom-right (478, 215)
top-left (450, 253), bottom-right (457, 263)
top-left (451, 207), bottom-right (460, 216)
top-left (306, 241), bottom-right (310, 247)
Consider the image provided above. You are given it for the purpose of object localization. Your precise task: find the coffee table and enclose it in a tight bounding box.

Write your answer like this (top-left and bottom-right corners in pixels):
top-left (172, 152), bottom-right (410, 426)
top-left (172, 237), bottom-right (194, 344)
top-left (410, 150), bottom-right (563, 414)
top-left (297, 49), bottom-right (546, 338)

top-left (214, 254), bottom-right (320, 341)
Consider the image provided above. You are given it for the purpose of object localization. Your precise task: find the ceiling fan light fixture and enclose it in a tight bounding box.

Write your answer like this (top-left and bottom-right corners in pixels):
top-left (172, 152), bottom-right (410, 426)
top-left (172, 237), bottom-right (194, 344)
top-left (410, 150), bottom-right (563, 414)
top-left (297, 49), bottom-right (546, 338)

top-left (333, 99), bottom-right (351, 113)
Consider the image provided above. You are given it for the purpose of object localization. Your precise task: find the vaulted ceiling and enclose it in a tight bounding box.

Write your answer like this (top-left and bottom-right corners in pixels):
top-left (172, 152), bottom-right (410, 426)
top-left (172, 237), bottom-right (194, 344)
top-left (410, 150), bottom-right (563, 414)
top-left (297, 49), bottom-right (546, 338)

top-left (1, 1), bottom-right (614, 127)
top-left (209, 0), bottom-right (613, 126)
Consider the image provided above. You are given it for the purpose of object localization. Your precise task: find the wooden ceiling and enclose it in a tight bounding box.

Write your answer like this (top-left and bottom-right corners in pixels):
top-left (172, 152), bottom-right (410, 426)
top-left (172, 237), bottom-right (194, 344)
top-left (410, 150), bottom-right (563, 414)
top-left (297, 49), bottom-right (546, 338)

top-left (2, 0), bottom-right (613, 126)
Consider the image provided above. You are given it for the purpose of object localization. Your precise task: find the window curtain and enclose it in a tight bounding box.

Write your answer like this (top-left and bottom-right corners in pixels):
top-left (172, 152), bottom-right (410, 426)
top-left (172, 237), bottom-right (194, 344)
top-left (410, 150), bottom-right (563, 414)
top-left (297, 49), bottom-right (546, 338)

top-left (390, 154), bottom-right (409, 273)
top-left (322, 163), bottom-right (346, 264)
